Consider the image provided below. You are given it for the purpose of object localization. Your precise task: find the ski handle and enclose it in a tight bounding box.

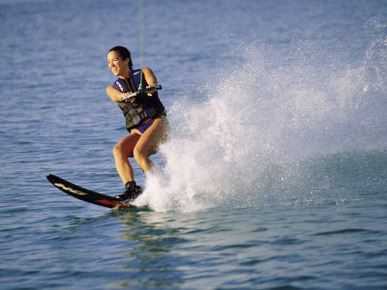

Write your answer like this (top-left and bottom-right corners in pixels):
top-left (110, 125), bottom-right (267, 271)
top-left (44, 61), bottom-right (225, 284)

top-left (121, 85), bottom-right (162, 102)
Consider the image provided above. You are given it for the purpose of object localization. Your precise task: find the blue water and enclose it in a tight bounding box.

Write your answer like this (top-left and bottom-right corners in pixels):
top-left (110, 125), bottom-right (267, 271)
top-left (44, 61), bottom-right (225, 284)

top-left (1, 0), bottom-right (386, 289)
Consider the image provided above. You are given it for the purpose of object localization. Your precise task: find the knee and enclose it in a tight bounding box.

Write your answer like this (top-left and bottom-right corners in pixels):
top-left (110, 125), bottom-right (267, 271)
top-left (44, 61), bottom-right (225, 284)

top-left (133, 147), bottom-right (148, 164)
top-left (113, 143), bottom-right (126, 159)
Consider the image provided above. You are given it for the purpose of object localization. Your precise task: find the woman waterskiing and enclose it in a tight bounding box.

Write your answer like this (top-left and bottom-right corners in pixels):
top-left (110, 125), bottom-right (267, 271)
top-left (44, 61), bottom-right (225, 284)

top-left (106, 46), bottom-right (169, 202)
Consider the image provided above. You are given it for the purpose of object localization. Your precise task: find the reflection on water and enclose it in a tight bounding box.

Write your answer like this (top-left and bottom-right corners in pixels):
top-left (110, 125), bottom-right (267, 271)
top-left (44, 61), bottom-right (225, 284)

top-left (54, 210), bottom-right (187, 289)
top-left (115, 210), bottom-right (186, 288)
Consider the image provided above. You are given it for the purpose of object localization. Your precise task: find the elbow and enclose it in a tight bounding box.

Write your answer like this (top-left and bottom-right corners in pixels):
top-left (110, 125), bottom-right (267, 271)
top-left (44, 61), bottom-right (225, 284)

top-left (106, 86), bottom-right (118, 102)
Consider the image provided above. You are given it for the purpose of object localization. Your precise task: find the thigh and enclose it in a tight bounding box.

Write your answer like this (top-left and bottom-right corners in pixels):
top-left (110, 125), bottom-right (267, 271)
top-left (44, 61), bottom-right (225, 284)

top-left (115, 133), bottom-right (141, 158)
top-left (134, 117), bottom-right (170, 156)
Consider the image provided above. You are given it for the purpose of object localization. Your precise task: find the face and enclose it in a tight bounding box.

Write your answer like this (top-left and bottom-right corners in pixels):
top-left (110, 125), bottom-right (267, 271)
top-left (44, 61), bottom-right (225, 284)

top-left (107, 50), bottom-right (130, 78)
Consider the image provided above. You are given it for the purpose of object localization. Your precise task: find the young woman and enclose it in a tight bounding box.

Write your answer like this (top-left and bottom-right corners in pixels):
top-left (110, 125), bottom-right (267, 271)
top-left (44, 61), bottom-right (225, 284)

top-left (106, 46), bottom-right (169, 202)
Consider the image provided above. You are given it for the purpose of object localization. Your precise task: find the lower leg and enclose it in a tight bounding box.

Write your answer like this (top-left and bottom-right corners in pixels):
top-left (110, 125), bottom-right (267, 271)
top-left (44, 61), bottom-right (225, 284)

top-left (134, 153), bottom-right (155, 173)
top-left (114, 155), bottom-right (134, 184)
top-left (113, 134), bottom-right (140, 185)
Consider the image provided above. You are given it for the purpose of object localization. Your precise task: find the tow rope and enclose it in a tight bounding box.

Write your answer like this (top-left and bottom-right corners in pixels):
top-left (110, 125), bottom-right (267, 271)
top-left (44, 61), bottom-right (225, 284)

top-left (138, 0), bottom-right (145, 90)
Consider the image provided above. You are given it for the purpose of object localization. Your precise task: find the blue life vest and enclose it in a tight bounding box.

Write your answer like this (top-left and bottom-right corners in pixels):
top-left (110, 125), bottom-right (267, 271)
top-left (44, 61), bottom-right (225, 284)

top-left (114, 69), bottom-right (166, 132)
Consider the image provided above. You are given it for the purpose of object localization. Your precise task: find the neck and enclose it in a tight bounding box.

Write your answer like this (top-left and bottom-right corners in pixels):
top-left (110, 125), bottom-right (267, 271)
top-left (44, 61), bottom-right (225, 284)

top-left (119, 69), bottom-right (132, 79)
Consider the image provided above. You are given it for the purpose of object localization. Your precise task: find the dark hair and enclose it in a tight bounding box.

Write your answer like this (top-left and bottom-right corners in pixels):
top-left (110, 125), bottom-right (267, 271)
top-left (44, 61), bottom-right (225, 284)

top-left (109, 46), bottom-right (133, 70)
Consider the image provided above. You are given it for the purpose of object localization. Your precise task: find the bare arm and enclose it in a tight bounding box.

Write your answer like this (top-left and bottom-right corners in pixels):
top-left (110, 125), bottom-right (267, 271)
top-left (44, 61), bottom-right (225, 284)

top-left (106, 85), bottom-right (134, 102)
top-left (142, 67), bottom-right (158, 88)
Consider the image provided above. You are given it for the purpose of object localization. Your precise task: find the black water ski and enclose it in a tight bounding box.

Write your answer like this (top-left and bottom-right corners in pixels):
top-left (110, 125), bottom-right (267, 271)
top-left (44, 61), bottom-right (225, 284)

top-left (46, 174), bottom-right (136, 209)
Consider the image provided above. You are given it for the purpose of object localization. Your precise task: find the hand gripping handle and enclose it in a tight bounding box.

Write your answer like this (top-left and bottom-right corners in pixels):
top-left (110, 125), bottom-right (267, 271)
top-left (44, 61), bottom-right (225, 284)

top-left (121, 85), bottom-right (162, 102)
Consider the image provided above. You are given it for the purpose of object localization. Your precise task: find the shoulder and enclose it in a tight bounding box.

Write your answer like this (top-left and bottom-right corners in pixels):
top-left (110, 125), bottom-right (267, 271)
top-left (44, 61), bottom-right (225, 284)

top-left (141, 67), bottom-right (154, 75)
top-left (113, 78), bottom-right (125, 91)
top-left (141, 67), bottom-right (156, 79)
top-left (132, 68), bottom-right (154, 78)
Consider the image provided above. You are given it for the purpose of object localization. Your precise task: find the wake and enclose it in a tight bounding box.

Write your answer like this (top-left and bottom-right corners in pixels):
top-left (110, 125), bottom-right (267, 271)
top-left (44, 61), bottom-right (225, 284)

top-left (136, 21), bottom-right (386, 212)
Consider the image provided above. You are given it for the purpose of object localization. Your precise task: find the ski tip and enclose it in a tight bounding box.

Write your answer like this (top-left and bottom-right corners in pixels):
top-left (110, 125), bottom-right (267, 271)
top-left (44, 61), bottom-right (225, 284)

top-left (46, 173), bottom-right (56, 181)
